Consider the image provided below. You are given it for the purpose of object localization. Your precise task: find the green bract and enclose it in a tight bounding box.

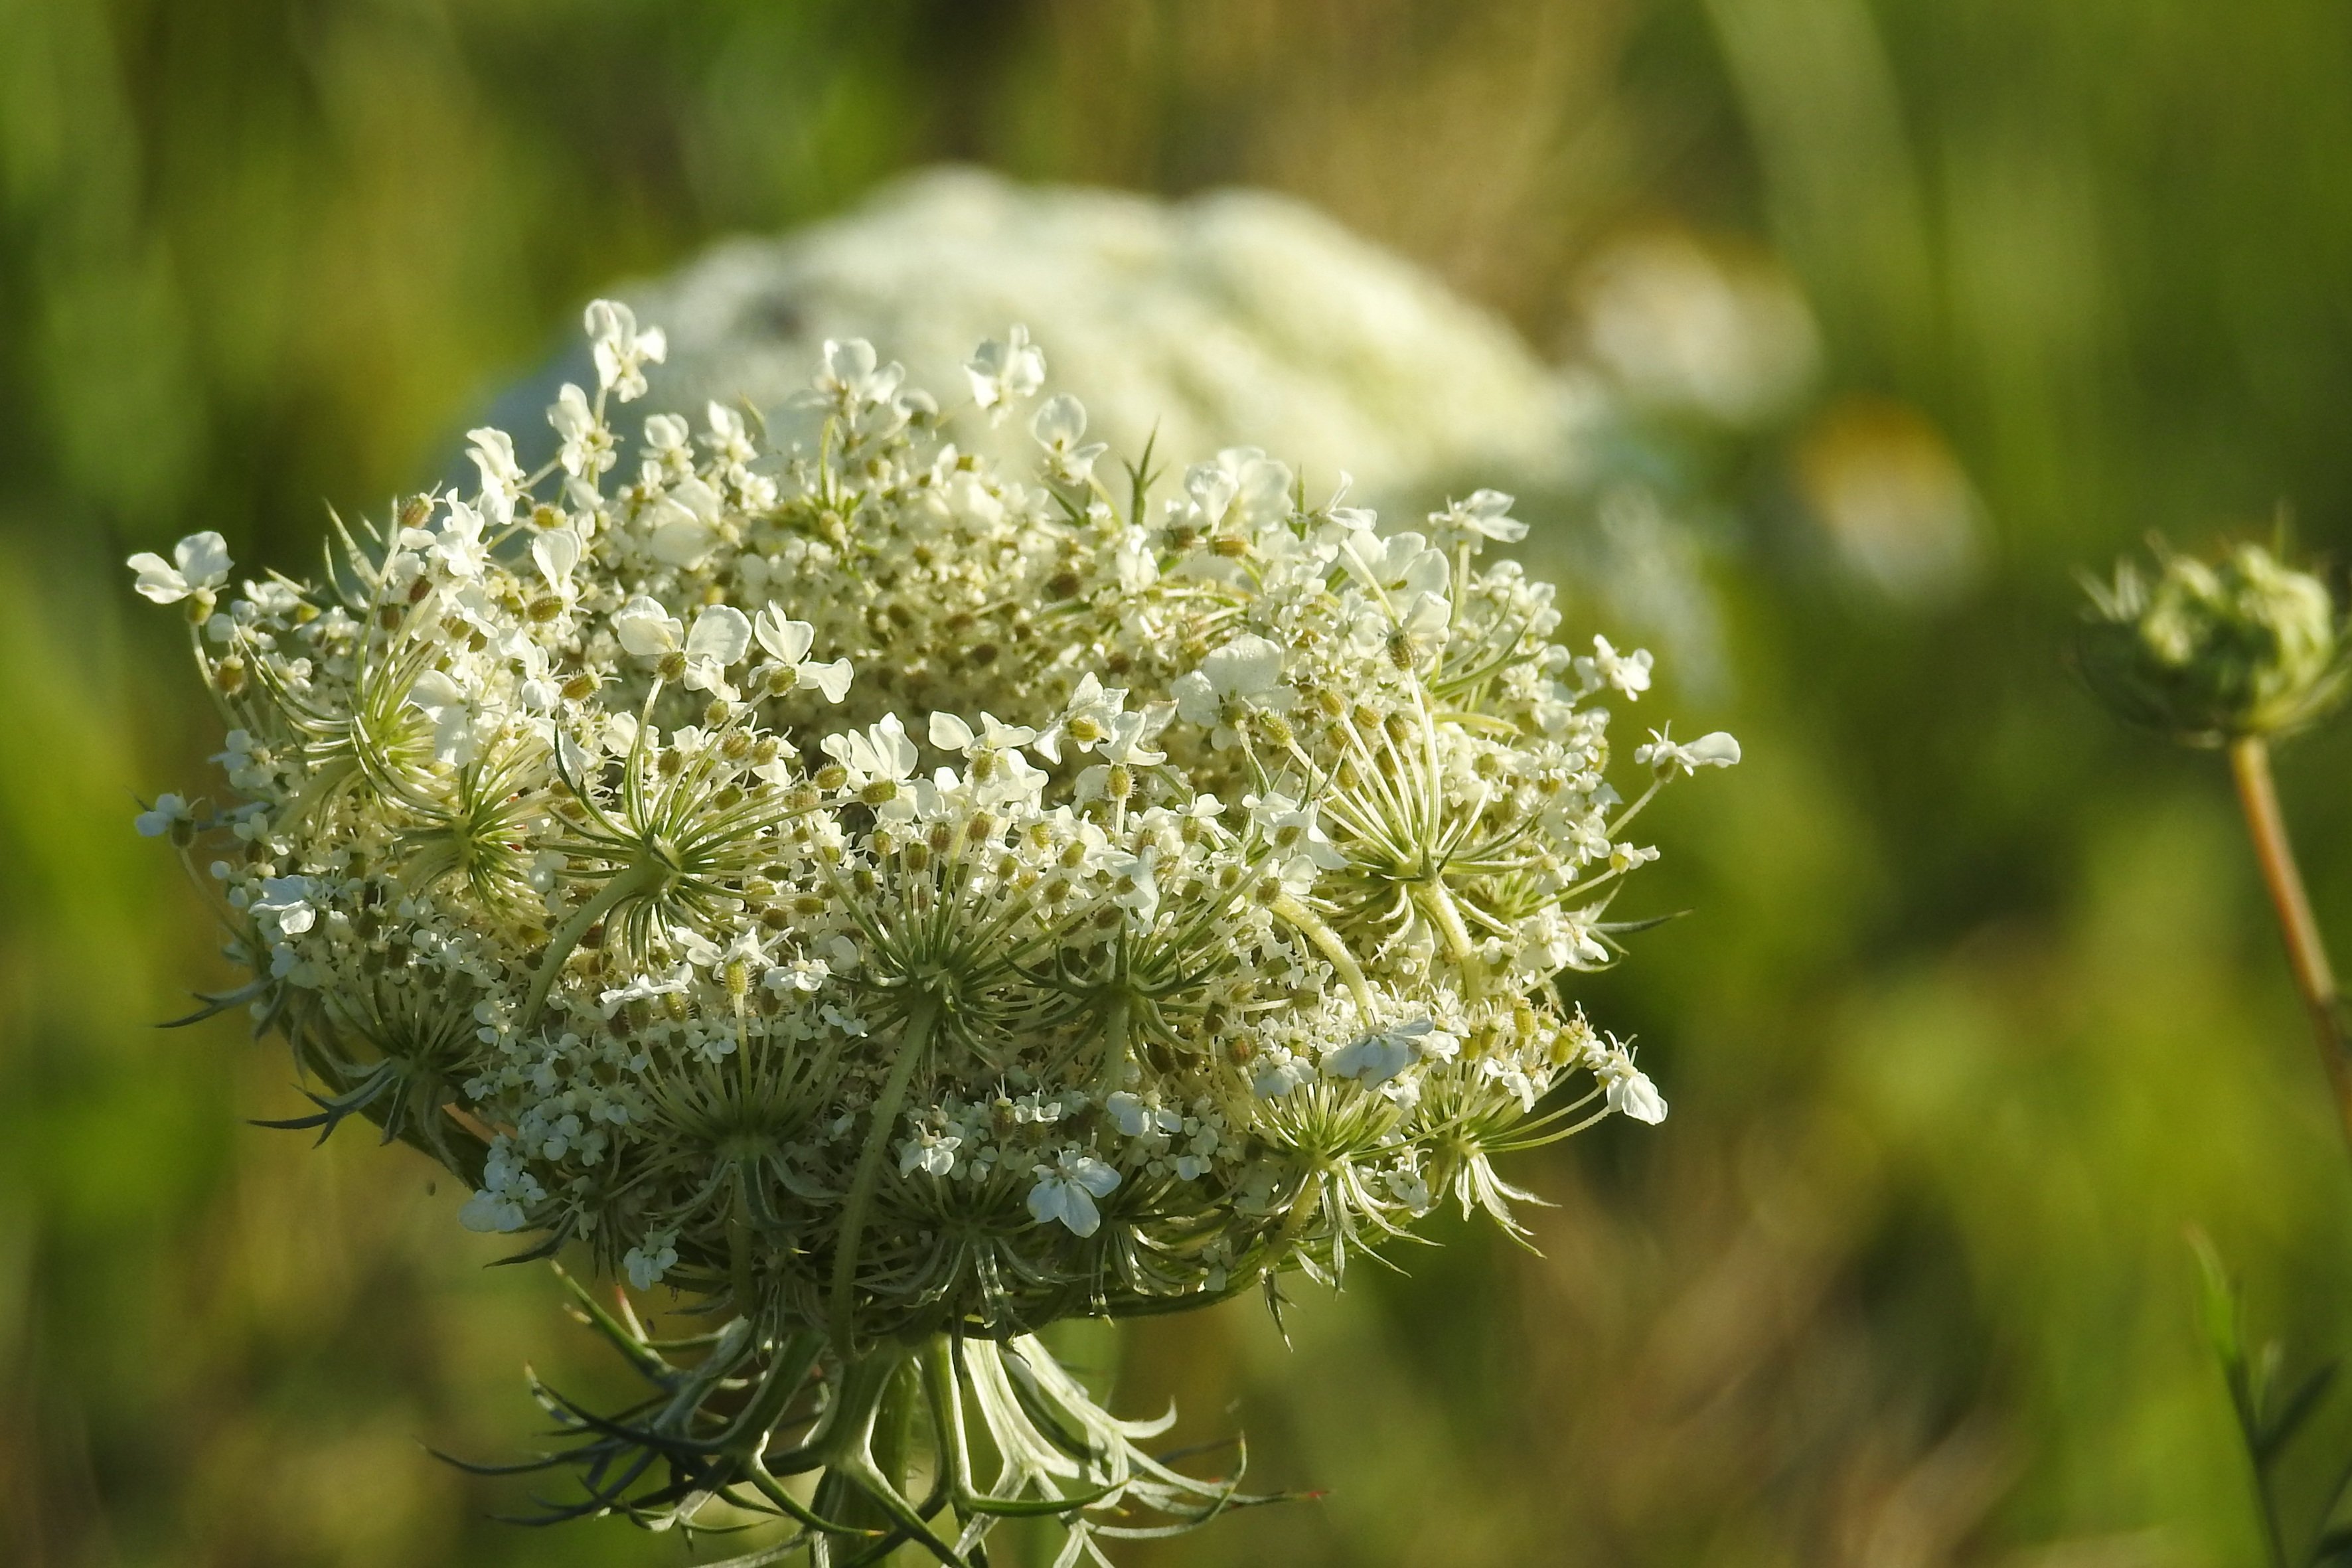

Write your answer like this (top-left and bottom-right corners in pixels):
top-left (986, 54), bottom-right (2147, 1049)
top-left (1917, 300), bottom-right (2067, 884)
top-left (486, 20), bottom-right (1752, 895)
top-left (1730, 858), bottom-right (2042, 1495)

top-left (133, 303), bottom-right (1734, 1564)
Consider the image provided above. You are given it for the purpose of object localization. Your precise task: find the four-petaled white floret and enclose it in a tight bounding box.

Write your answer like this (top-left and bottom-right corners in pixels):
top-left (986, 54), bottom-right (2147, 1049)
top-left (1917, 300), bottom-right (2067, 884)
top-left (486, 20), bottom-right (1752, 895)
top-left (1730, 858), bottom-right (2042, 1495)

top-left (1028, 1148), bottom-right (1123, 1236)
top-left (128, 530), bottom-right (232, 606)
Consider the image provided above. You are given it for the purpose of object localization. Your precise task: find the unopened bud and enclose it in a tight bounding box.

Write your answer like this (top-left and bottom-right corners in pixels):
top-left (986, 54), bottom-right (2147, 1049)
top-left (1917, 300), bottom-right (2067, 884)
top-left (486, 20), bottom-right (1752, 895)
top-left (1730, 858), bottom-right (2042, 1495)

top-left (2077, 538), bottom-right (2346, 744)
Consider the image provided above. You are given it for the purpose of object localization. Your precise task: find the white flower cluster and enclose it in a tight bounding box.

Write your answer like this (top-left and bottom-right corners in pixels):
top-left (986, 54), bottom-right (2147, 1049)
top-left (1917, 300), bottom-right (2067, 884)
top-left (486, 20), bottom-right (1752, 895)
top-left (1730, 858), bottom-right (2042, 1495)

top-left (136, 302), bottom-right (1734, 1347)
top-left (559, 168), bottom-right (1583, 510)
top-left (475, 169), bottom-right (1767, 698)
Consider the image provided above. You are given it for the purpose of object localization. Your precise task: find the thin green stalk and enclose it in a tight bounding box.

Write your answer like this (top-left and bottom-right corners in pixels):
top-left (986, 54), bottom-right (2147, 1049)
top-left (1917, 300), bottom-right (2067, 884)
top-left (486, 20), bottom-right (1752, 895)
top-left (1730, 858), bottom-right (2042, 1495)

top-left (2228, 736), bottom-right (2352, 1153)
top-left (830, 992), bottom-right (943, 1352)
top-left (1415, 880), bottom-right (1488, 1000)
top-left (521, 856), bottom-right (667, 1030)
top-left (1271, 893), bottom-right (1374, 1016)
top-left (1093, 989), bottom-right (1133, 1098)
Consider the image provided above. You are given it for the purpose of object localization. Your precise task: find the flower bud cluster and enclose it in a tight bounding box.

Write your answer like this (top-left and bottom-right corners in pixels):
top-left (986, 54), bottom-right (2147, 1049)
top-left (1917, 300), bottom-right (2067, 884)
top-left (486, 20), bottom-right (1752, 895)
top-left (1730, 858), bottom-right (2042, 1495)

top-left (137, 302), bottom-right (1734, 1346)
top-left (2078, 538), bottom-right (2347, 745)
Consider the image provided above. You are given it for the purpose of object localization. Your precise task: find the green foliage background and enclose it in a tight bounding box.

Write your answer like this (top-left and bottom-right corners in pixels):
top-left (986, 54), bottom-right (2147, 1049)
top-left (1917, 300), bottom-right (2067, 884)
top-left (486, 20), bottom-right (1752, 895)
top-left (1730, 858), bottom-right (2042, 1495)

top-left (10, 1), bottom-right (2352, 1563)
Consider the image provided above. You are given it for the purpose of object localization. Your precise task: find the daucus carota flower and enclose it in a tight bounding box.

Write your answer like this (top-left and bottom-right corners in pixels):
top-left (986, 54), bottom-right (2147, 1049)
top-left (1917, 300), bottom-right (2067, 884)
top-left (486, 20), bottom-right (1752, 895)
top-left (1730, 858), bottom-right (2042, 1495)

top-left (127, 529), bottom-right (232, 611)
top-left (2077, 535), bottom-right (2352, 1168)
top-left (134, 303), bottom-right (1734, 1564)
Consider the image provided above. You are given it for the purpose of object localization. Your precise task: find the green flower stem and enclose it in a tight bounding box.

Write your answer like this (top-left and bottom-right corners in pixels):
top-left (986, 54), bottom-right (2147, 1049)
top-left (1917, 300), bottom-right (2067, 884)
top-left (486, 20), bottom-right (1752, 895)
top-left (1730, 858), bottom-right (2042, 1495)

top-left (1094, 989), bottom-right (1133, 1097)
top-left (1415, 880), bottom-right (1489, 1000)
top-left (813, 1344), bottom-right (965, 1565)
top-left (717, 1331), bottom-right (826, 1460)
top-left (831, 991), bottom-right (943, 1354)
top-left (520, 856), bottom-right (668, 1031)
top-left (728, 1184), bottom-right (758, 1324)
top-left (866, 1357), bottom-right (925, 1553)
top-left (921, 1338), bottom-right (984, 1514)
top-left (2228, 735), bottom-right (2352, 1152)
top-left (1270, 893), bottom-right (1375, 1016)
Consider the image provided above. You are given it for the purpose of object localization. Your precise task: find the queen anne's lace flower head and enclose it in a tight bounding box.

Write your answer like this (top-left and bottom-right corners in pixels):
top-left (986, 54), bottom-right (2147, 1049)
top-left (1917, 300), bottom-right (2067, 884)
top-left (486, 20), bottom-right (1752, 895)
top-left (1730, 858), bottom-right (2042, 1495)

top-left (134, 305), bottom-right (1734, 1562)
top-left (2078, 538), bottom-right (2348, 745)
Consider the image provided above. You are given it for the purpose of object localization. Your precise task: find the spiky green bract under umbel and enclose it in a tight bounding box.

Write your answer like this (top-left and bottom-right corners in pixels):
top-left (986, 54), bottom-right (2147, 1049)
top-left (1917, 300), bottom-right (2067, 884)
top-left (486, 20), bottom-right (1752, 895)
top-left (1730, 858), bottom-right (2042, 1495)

top-left (131, 302), bottom-right (1737, 1565)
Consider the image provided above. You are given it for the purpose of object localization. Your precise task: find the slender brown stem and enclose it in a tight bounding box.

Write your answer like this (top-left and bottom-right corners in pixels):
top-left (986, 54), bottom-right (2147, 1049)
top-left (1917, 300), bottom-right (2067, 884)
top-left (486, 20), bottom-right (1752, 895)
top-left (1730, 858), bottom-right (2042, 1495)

top-left (2228, 735), bottom-right (2352, 1151)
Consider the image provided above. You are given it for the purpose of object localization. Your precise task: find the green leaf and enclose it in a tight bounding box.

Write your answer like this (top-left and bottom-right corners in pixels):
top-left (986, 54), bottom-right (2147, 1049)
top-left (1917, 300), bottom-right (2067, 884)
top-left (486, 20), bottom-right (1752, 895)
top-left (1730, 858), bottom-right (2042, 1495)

top-left (2191, 1231), bottom-right (2249, 1375)
top-left (2259, 1362), bottom-right (2337, 1462)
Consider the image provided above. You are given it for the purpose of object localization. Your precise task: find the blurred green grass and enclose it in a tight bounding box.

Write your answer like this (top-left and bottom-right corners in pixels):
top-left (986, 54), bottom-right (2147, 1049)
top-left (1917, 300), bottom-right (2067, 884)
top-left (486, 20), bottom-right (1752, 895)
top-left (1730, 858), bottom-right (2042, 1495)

top-left (13, 1), bottom-right (2352, 1564)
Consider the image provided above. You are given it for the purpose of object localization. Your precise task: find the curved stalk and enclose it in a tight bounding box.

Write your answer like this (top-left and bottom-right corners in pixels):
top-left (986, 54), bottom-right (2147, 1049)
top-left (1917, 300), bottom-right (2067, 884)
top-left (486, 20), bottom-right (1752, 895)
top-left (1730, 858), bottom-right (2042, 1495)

top-left (2228, 736), bottom-right (2352, 1151)
top-left (1270, 893), bottom-right (1375, 1016)
top-left (829, 992), bottom-right (943, 1353)
top-left (521, 856), bottom-right (668, 1031)
top-left (800, 1346), bottom-right (966, 1567)
top-left (1415, 880), bottom-right (1488, 1000)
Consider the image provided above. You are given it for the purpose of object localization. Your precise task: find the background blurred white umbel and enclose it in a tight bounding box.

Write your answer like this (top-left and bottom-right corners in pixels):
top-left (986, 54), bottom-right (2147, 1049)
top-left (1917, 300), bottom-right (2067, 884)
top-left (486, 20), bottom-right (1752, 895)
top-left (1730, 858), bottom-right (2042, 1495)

top-left (488, 167), bottom-right (1582, 510)
top-left (478, 166), bottom-right (1745, 681)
